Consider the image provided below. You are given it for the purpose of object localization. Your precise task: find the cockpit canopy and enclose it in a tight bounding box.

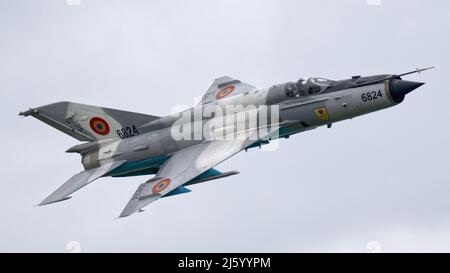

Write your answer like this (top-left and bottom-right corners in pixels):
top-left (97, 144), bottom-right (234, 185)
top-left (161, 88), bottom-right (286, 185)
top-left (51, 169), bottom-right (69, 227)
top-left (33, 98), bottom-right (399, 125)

top-left (285, 77), bottom-right (336, 98)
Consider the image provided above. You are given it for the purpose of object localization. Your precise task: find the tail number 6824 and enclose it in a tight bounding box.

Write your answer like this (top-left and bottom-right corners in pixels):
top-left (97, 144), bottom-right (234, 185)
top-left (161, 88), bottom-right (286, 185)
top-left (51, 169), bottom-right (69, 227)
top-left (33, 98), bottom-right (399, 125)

top-left (361, 90), bottom-right (383, 102)
top-left (117, 126), bottom-right (140, 139)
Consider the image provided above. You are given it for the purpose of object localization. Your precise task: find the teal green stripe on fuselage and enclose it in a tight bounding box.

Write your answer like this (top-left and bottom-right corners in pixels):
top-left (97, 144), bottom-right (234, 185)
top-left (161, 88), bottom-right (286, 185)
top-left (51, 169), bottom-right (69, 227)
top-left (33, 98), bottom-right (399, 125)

top-left (277, 125), bottom-right (305, 139)
top-left (108, 126), bottom-right (304, 178)
top-left (106, 155), bottom-right (169, 178)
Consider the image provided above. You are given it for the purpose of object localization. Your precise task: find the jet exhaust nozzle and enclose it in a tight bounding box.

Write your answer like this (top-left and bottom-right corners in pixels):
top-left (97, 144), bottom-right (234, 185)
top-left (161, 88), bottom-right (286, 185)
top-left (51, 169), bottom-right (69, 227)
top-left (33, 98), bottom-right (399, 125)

top-left (389, 79), bottom-right (424, 103)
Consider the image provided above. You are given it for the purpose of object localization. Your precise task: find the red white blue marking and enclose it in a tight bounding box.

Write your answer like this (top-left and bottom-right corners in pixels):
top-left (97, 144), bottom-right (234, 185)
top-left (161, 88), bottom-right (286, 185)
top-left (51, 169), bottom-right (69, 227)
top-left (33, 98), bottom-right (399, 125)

top-left (89, 117), bottom-right (110, 135)
top-left (152, 178), bottom-right (171, 193)
top-left (216, 85), bottom-right (235, 100)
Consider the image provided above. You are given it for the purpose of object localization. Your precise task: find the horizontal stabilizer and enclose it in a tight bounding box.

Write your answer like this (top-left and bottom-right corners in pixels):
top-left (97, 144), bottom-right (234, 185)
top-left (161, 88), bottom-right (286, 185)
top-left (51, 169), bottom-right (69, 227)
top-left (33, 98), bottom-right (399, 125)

top-left (39, 161), bottom-right (125, 206)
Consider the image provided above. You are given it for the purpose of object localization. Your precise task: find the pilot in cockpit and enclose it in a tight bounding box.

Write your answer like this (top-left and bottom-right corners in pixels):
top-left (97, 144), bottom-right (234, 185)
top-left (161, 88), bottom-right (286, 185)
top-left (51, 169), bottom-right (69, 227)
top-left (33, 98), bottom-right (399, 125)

top-left (285, 77), bottom-right (335, 98)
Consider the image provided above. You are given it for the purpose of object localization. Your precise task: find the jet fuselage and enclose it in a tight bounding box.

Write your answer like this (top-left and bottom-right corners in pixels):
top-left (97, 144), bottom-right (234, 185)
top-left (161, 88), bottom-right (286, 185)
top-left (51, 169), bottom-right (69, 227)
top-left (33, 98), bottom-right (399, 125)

top-left (79, 75), bottom-right (422, 178)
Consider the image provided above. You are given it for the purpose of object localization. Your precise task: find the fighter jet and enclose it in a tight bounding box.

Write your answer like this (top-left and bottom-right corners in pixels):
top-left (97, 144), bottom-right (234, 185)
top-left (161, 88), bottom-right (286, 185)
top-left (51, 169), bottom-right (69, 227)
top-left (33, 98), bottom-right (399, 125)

top-left (20, 67), bottom-right (432, 218)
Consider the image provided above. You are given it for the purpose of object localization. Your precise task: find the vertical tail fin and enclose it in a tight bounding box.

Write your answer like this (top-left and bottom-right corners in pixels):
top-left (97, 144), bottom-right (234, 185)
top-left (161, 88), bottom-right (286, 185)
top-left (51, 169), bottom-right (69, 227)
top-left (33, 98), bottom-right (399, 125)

top-left (20, 101), bottom-right (161, 141)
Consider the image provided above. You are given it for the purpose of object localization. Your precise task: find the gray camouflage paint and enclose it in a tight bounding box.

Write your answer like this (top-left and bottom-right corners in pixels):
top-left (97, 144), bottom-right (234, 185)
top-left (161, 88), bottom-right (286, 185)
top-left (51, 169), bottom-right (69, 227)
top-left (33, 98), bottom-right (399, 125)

top-left (20, 71), bottom-right (426, 216)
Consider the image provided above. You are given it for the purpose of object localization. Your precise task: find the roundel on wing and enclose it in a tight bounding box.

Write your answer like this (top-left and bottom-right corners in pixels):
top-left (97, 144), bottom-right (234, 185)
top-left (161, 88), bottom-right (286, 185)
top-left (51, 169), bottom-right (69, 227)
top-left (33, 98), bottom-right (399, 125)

top-left (215, 85), bottom-right (235, 100)
top-left (152, 178), bottom-right (171, 194)
top-left (89, 117), bottom-right (110, 135)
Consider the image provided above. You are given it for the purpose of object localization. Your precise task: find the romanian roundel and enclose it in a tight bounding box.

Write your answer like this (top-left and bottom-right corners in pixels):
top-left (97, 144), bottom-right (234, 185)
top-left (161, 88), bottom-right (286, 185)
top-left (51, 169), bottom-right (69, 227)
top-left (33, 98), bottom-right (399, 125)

top-left (89, 117), bottom-right (110, 136)
top-left (152, 178), bottom-right (171, 194)
top-left (215, 85), bottom-right (235, 100)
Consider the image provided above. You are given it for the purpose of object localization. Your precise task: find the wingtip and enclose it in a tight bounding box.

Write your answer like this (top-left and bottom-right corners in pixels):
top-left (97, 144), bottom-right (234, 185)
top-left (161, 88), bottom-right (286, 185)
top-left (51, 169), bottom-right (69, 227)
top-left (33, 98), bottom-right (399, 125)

top-left (117, 206), bottom-right (149, 219)
top-left (117, 211), bottom-right (133, 219)
top-left (118, 207), bottom-right (134, 218)
top-left (120, 207), bottom-right (149, 218)
top-left (38, 196), bottom-right (72, 206)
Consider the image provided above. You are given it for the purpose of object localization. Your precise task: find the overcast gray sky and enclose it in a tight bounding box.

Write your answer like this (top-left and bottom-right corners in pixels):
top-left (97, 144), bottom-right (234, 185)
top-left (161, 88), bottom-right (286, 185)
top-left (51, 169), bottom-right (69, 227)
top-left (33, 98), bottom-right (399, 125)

top-left (1, 0), bottom-right (449, 252)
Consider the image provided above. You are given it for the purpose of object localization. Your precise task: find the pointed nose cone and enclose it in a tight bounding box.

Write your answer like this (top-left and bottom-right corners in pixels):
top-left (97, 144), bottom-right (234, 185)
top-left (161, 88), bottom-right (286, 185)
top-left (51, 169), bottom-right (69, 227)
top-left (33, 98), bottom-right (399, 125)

top-left (389, 79), bottom-right (424, 103)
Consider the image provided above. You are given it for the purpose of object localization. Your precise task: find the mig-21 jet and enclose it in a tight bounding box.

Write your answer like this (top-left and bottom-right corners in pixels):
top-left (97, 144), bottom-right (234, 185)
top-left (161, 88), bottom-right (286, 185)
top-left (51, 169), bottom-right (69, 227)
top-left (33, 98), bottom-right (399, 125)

top-left (20, 67), bottom-right (432, 217)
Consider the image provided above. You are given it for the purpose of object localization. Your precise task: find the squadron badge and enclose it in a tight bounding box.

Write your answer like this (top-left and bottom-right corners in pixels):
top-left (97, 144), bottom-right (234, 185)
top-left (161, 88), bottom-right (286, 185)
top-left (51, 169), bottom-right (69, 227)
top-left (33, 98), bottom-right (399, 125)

top-left (314, 107), bottom-right (329, 121)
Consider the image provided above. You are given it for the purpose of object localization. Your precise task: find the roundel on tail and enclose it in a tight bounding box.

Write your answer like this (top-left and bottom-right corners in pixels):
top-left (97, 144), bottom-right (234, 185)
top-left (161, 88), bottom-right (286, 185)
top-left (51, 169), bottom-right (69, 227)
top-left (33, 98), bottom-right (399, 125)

top-left (89, 117), bottom-right (110, 135)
